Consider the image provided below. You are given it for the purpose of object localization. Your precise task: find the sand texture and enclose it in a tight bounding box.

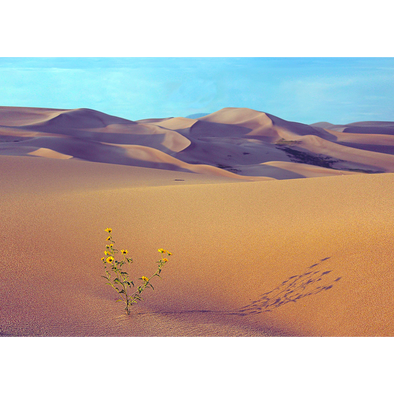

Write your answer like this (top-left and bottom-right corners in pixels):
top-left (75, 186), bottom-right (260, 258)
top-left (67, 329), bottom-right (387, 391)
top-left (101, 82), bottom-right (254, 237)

top-left (1, 106), bottom-right (394, 336)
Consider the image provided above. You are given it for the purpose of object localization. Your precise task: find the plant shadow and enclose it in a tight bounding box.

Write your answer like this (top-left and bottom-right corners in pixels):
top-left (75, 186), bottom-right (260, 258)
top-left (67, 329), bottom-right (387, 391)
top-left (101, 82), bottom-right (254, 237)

top-left (136, 257), bottom-right (341, 319)
top-left (236, 257), bottom-right (342, 315)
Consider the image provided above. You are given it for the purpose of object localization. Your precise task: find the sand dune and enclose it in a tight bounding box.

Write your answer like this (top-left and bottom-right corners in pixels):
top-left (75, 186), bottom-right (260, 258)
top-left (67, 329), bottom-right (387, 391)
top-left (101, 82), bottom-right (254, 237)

top-left (177, 107), bottom-right (394, 177)
top-left (0, 106), bottom-right (67, 127)
top-left (342, 121), bottom-right (394, 135)
top-left (2, 106), bottom-right (394, 180)
top-left (28, 147), bottom-right (73, 159)
top-left (1, 106), bottom-right (394, 336)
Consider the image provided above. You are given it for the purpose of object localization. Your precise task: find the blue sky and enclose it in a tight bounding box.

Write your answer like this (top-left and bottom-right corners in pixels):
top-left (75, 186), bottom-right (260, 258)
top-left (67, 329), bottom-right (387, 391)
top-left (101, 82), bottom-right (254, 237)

top-left (1, 57), bottom-right (394, 124)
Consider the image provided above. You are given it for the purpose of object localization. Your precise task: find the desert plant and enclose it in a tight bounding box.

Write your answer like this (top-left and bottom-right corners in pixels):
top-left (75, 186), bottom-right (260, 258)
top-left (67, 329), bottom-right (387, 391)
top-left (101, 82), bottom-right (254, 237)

top-left (101, 228), bottom-right (171, 315)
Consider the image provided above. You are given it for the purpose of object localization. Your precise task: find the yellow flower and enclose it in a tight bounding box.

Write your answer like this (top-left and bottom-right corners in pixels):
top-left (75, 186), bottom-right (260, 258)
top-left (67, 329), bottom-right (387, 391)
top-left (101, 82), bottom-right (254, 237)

top-left (106, 236), bottom-right (111, 241)
top-left (121, 249), bottom-right (128, 255)
top-left (162, 258), bottom-right (168, 262)
top-left (106, 256), bottom-right (114, 264)
top-left (105, 228), bottom-right (112, 233)
top-left (141, 276), bottom-right (149, 282)
top-left (158, 248), bottom-right (165, 253)
top-left (167, 251), bottom-right (172, 256)
top-left (104, 250), bottom-right (111, 255)
top-left (101, 257), bottom-right (105, 261)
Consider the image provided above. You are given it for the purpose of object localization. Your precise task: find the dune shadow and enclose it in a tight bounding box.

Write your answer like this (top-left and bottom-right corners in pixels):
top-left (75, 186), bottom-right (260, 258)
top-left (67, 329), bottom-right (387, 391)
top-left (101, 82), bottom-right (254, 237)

top-left (236, 257), bottom-right (342, 315)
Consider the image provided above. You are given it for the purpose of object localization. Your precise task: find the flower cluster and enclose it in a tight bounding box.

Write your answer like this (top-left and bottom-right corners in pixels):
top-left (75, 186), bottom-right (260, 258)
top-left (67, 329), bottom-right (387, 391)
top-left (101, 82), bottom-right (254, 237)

top-left (101, 228), bottom-right (171, 315)
top-left (158, 248), bottom-right (172, 256)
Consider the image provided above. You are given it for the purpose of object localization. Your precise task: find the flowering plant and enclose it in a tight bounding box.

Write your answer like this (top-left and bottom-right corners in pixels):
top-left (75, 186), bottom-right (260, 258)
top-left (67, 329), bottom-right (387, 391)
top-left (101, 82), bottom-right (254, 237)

top-left (101, 228), bottom-right (171, 315)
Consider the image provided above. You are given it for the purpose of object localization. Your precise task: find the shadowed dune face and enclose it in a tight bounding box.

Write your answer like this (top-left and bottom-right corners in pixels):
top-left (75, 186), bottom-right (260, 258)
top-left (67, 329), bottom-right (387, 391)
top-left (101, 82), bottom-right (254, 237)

top-left (1, 105), bottom-right (394, 180)
top-left (342, 123), bottom-right (394, 135)
top-left (0, 106), bottom-right (68, 125)
top-left (190, 120), bottom-right (252, 138)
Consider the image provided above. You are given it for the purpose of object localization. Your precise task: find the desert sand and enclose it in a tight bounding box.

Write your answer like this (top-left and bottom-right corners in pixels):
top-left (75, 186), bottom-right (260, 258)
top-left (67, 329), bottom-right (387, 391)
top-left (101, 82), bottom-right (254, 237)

top-left (1, 106), bottom-right (394, 336)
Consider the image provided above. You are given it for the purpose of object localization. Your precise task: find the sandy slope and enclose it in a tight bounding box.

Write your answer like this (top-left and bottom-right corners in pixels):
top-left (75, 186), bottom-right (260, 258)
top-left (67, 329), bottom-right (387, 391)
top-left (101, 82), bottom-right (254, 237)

top-left (1, 155), bottom-right (394, 336)
top-left (1, 106), bottom-right (394, 337)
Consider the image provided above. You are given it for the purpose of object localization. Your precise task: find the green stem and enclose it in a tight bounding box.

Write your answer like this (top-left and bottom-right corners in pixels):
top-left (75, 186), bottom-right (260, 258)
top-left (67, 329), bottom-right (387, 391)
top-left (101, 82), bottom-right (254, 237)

top-left (127, 261), bottom-right (167, 301)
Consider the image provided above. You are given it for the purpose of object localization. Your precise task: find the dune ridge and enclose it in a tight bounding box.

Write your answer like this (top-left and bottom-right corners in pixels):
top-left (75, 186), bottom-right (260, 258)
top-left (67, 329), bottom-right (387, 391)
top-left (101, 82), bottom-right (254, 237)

top-left (1, 106), bottom-right (394, 180)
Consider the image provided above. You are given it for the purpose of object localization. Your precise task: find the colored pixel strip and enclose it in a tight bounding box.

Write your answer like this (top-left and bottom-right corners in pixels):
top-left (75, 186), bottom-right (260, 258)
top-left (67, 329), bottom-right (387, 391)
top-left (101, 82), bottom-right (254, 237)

top-left (0, 337), bottom-right (394, 340)
top-left (0, 54), bottom-right (394, 57)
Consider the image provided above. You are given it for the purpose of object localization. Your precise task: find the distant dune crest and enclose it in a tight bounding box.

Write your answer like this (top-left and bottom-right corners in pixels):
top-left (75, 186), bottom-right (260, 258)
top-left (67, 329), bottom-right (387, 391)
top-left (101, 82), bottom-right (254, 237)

top-left (1, 105), bottom-right (394, 180)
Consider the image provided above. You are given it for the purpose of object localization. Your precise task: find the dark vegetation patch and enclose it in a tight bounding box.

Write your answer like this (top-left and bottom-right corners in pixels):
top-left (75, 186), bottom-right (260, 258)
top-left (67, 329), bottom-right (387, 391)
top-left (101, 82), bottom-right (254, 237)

top-left (344, 168), bottom-right (381, 174)
top-left (276, 145), bottom-right (382, 173)
top-left (276, 145), bottom-right (340, 169)
top-left (216, 164), bottom-right (241, 173)
top-left (275, 138), bottom-right (301, 146)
